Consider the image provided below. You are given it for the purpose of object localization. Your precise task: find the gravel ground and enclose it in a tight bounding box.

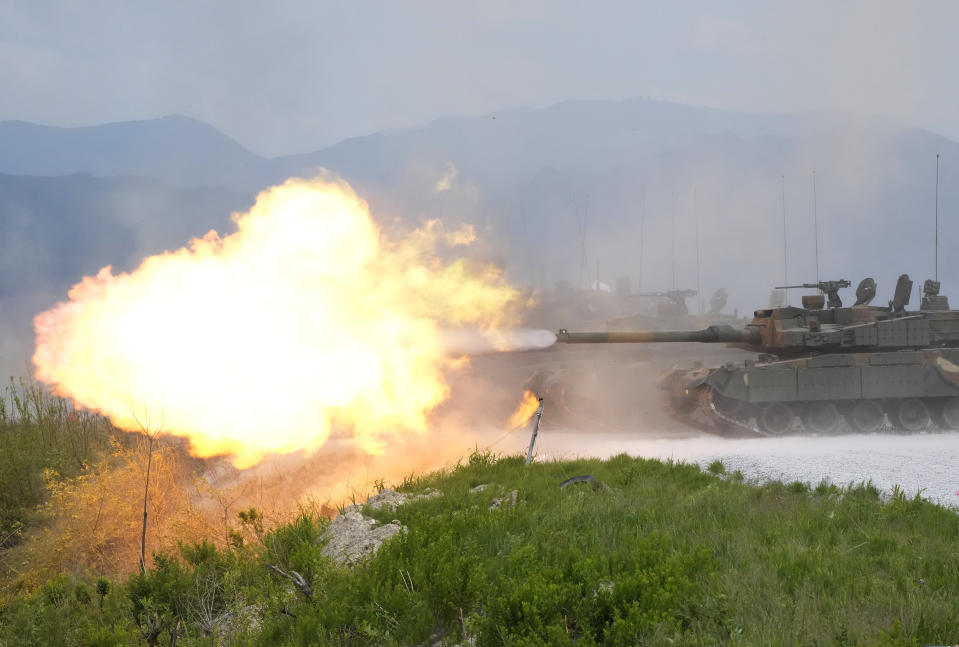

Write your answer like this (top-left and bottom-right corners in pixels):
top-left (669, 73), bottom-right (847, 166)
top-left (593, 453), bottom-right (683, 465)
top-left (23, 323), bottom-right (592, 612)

top-left (514, 429), bottom-right (959, 510)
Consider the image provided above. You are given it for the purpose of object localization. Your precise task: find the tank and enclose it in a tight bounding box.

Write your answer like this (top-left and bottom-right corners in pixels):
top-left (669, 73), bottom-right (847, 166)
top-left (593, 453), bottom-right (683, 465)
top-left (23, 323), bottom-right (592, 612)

top-left (526, 278), bottom-right (646, 331)
top-left (605, 287), bottom-right (746, 331)
top-left (555, 275), bottom-right (959, 435)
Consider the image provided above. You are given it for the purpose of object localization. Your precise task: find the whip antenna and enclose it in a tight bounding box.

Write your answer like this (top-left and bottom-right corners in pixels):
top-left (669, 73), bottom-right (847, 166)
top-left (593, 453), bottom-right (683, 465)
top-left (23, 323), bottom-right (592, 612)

top-left (639, 183), bottom-right (646, 293)
top-left (695, 199), bottom-right (702, 314)
top-left (936, 153), bottom-right (940, 281)
top-left (813, 170), bottom-right (820, 290)
top-left (782, 174), bottom-right (788, 305)
top-left (671, 191), bottom-right (677, 290)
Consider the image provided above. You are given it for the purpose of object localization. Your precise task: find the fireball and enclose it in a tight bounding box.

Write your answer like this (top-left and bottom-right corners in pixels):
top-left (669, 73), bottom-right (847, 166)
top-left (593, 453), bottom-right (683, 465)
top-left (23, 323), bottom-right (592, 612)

top-left (34, 176), bottom-right (519, 467)
top-left (507, 390), bottom-right (541, 430)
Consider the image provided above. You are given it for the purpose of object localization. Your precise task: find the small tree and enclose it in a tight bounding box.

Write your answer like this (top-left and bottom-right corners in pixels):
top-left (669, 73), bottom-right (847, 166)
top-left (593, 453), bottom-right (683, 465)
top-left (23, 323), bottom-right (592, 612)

top-left (133, 408), bottom-right (164, 575)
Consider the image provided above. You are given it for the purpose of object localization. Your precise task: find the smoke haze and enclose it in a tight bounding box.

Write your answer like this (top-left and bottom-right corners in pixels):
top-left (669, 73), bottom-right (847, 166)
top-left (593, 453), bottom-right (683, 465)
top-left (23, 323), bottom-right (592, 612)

top-left (2, 3), bottom-right (958, 156)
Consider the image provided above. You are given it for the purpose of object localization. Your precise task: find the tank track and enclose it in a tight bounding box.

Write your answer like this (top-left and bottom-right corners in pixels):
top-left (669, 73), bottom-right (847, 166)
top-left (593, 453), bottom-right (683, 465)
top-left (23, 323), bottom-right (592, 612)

top-left (664, 386), bottom-right (959, 437)
top-left (662, 386), bottom-right (771, 437)
top-left (527, 368), bottom-right (952, 437)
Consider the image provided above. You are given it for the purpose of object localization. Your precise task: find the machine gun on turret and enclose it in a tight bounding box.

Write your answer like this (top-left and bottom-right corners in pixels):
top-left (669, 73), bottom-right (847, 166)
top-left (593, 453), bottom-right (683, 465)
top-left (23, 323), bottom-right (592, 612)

top-left (774, 280), bottom-right (851, 309)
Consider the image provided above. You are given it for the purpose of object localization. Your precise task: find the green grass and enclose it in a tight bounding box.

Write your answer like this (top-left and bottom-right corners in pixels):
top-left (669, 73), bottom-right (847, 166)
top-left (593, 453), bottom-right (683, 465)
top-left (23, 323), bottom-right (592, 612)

top-left (1, 449), bottom-right (958, 645)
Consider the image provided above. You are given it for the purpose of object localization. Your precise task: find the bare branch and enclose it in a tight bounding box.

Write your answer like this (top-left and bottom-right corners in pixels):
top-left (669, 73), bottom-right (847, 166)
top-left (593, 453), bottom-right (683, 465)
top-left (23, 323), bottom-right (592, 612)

top-left (265, 563), bottom-right (314, 600)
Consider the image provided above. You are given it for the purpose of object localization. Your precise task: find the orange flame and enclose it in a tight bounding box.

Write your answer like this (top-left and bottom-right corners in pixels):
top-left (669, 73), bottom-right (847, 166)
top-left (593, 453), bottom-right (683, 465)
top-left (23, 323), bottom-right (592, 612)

top-left (33, 176), bottom-right (519, 467)
top-left (507, 390), bottom-right (540, 430)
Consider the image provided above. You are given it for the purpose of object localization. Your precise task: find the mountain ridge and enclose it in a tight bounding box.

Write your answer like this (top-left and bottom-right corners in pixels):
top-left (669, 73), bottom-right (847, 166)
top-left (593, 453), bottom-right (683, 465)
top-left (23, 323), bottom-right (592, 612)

top-left (7, 98), bottom-right (955, 193)
top-left (3, 98), bottom-right (959, 377)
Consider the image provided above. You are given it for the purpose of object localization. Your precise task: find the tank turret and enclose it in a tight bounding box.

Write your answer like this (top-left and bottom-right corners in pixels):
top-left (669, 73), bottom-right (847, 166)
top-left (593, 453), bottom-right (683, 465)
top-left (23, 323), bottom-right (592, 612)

top-left (553, 275), bottom-right (959, 437)
top-left (632, 289), bottom-right (697, 317)
top-left (605, 287), bottom-right (746, 332)
top-left (561, 275), bottom-right (959, 358)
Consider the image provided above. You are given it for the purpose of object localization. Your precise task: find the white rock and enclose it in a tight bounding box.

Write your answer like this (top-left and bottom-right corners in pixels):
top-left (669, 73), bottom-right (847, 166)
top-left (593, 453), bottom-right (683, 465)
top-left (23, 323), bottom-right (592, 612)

top-left (321, 512), bottom-right (406, 565)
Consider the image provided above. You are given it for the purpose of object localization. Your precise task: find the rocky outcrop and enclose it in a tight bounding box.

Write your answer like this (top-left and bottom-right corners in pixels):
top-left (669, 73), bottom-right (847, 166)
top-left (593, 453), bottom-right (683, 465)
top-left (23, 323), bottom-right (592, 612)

top-left (320, 488), bottom-right (441, 565)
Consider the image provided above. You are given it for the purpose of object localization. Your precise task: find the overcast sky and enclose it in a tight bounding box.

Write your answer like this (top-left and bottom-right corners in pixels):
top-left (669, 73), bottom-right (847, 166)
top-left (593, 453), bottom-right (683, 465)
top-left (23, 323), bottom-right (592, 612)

top-left (2, 1), bottom-right (958, 157)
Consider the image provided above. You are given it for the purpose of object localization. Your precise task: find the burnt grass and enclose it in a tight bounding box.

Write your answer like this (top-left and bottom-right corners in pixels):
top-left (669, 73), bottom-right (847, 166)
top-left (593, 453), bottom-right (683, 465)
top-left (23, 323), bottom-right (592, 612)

top-left (2, 446), bottom-right (959, 645)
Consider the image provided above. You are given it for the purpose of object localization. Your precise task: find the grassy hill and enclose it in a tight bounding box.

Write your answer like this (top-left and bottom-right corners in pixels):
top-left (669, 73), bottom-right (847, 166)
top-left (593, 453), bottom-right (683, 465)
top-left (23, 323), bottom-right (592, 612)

top-left (1, 440), bottom-right (956, 646)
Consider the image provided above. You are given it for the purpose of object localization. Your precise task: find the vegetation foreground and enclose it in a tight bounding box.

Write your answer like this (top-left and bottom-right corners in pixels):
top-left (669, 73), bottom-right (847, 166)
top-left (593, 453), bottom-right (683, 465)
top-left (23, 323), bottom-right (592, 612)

top-left (2, 382), bottom-right (959, 645)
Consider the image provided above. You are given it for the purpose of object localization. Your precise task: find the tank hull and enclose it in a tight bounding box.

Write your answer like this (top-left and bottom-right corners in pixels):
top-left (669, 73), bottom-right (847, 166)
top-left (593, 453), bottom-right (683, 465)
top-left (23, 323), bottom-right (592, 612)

top-left (661, 349), bottom-right (959, 435)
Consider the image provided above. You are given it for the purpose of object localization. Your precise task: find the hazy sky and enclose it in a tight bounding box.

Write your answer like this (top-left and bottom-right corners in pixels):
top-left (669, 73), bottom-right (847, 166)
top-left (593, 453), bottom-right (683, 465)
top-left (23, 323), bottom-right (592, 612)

top-left (2, 1), bottom-right (958, 156)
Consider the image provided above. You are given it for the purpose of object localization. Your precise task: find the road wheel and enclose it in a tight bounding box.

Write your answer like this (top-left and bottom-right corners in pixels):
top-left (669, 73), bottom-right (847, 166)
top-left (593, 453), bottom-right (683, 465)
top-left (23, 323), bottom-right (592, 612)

top-left (935, 397), bottom-right (959, 430)
top-left (893, 398), bottom-right (929, 432)
top-left (759, 403), bottom-right (793, 435)
top-left (712, 391), bottom-right (743, 417)
top-left (802, 401), bottom-right (841, 434)
top-left (844, 400), bottom-right (885, 434)
top-left (661, 385), bottom-right (696, 416)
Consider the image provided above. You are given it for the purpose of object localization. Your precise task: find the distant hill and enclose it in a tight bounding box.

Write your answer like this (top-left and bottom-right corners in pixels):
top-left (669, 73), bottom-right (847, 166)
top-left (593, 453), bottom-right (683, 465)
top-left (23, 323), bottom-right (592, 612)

top-left (0, 116), bottom-right (265, 191)
top-left (267, 99), bottom-right (866, 191)
top-left (0, 100), bottom-right (888, 195)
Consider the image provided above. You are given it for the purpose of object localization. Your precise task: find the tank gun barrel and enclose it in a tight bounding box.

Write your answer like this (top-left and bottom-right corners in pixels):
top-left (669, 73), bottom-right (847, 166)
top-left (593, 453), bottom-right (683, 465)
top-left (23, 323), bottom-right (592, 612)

top-left (556, 325), bottom-right (761, 345)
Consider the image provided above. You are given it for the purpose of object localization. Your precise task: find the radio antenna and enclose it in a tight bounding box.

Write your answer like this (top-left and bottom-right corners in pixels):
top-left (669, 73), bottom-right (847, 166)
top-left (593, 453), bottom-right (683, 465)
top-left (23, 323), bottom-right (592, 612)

top-left (813, 170), bottom-right (820, 289)
top-left (572, 193), bottom-right (590, 290)
top-left (781, 174), bottom-right (788, 305)
top-left (695, 201), bottom-right (702, 313)
top-left (639, 183), bottom-right (646, 293)
top-left (936, 153), bottom-right (940, 281)
top-left (671, 191), bottom-right (677, 291)
top-left (583, 195), bottom-right (591, 288)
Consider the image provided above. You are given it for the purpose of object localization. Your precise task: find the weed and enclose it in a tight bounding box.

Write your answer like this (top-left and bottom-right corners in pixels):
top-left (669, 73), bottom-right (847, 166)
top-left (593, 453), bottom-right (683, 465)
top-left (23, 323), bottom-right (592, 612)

top-left (707, 459), bottom-right (726, 475)
top-left (467, 446), bottom-right (497, 468)
top-left (787, 480), bottom-right (810, 494)
top-left (399, 471), bottom-right (418, 491)
top-left (815, 479), bottom-right (840, 497)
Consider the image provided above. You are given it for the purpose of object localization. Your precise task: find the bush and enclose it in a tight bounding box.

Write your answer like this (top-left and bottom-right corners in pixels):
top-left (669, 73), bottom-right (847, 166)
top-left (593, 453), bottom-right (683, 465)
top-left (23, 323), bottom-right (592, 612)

top-left (0, 378), bottom-right (123, 542)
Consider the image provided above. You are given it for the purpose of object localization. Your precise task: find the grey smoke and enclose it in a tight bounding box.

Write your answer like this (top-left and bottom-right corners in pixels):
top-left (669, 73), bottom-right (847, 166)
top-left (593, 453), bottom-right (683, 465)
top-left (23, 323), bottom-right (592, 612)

top-left (441, 328), bottom-right (557, 355)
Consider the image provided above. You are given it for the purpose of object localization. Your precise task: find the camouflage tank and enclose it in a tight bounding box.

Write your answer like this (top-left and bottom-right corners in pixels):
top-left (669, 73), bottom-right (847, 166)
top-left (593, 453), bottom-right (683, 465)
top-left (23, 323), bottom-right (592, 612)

top-left (556, 275), bottom-right (959, 435)
top-left (606, 287), bottom-right (745, 332)
top-left (526, 278), bottom-right (645, 331)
